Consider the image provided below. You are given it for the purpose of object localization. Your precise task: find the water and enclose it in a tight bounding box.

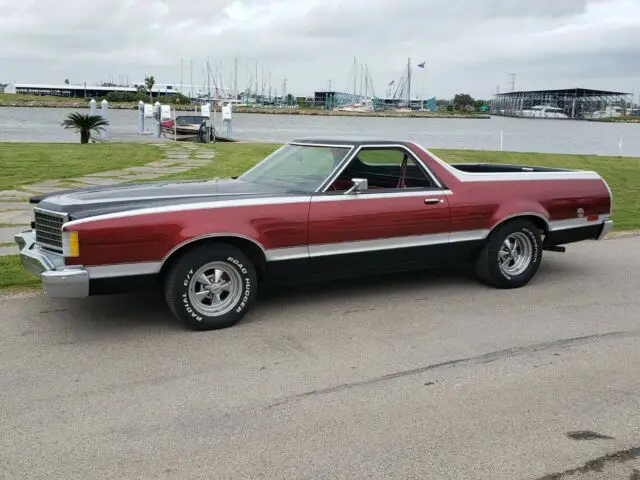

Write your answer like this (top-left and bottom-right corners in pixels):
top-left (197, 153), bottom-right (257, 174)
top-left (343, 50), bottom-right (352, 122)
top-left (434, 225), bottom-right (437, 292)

top-left (1, 107), bottom-right (639, 157)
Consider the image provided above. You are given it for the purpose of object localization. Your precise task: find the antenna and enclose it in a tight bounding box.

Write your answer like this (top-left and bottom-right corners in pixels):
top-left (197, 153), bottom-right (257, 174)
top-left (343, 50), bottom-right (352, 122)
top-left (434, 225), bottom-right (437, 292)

top-left (508, 73), bottom-right (516, 92)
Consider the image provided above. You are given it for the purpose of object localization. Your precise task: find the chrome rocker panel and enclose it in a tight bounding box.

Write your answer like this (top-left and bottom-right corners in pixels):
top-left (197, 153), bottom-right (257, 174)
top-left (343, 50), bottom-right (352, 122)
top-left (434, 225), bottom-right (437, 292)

top-left (14, 230), bottom-right (89, 298)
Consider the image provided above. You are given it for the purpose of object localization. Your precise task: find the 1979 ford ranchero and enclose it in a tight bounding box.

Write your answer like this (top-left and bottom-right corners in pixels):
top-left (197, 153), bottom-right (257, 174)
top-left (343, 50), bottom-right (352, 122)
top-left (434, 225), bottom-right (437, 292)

top-left (16, 139), bottom-right (613, 330)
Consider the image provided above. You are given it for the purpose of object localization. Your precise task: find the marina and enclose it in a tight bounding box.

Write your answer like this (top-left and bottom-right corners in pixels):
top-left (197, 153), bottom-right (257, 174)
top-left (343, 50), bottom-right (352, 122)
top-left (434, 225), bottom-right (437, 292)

top-left (0, 106), bottom-right (639, 157)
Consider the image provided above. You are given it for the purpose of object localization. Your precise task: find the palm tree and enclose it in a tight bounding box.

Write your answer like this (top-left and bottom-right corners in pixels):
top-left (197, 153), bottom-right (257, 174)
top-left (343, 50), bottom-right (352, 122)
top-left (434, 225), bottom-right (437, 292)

top-left (145, 75), bottom-right (155, 103)
top-left (61, 112), bottom-right (110, 143)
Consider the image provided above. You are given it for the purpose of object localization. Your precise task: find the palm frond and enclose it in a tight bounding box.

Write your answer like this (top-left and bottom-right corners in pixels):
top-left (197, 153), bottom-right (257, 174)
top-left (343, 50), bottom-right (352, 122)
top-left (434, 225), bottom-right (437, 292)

top-left (61, 112), bottom-right (110, 131)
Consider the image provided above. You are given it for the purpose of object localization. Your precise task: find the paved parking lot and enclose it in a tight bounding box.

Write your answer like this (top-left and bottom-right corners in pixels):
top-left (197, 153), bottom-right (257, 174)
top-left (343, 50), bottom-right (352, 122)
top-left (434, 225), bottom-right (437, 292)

top-left (1, 237), bottom-right (639, 479)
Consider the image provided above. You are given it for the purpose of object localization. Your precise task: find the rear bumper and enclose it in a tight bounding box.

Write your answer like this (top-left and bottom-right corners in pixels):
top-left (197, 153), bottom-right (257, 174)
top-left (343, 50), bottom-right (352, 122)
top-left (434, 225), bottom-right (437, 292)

top-left (15, 230), bottom-right (89, 298)
top-left (545, 218), bottom-right (614, 247)
top-left (597, 220), bottom-right (614, 240)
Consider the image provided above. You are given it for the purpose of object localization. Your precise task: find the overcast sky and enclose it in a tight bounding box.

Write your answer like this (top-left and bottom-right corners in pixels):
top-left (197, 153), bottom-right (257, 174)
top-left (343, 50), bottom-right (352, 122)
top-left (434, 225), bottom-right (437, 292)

top-left (1, 0), bottom-right (639, 99)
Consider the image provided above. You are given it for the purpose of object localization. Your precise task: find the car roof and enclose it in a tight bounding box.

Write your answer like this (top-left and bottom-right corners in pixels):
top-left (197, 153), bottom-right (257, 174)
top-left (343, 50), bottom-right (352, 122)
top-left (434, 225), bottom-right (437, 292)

top-left (290, 138), bottom-right (413, 147)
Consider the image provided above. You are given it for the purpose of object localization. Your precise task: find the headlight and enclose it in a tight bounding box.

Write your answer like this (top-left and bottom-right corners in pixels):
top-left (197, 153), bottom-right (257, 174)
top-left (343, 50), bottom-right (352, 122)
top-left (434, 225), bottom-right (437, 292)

top-left (62, 230), bottom-right (80, 257)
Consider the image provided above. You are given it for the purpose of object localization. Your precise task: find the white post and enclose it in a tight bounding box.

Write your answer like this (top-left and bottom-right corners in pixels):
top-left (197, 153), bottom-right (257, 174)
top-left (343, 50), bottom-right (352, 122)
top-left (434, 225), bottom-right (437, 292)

top-left (89, 98), bottom-right (97, 116)
top-left (100, 99), bottom-right (109, 140)
top-left (154, 101), bottom-right (161, 138)
top-left (138, 101), bottom-right (145, 134)
top-left (222, 103), bottom-right (233, 138)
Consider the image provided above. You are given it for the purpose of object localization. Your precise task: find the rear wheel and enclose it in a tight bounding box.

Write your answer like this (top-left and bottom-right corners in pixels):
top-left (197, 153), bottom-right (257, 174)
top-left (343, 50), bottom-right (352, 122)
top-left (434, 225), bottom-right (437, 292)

top-left (164, 243), bottom-right (258, 330)
top-left (475, 219), bottom-right (543, 288)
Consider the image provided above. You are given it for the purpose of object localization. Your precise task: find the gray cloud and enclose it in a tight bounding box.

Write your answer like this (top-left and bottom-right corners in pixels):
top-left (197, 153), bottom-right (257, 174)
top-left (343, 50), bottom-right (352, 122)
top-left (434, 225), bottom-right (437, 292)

top-left (0, 0), bottom-right (638, 99)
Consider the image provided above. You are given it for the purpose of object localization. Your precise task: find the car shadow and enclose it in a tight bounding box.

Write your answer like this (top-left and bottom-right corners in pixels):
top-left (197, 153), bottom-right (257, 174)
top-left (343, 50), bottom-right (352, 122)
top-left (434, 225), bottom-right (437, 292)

top-left (46, 256), bottom-right (586, 333)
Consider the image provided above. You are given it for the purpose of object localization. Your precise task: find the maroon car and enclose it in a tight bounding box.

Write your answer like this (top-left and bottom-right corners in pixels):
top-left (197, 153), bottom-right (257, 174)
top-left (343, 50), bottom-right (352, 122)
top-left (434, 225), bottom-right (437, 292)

top-left (16, 139), bottom-right (613, 330)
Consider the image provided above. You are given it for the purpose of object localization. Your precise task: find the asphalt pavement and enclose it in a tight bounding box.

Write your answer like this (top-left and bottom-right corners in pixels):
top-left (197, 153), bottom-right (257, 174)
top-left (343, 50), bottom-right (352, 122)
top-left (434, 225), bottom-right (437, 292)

top-left (1, 236), bottom-right (639, 480)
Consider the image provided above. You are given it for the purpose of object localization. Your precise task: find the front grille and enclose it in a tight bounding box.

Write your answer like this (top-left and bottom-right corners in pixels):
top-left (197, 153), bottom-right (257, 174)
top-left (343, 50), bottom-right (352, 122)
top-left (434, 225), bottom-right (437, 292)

top-left (34, 209), bottom-right (68, 252)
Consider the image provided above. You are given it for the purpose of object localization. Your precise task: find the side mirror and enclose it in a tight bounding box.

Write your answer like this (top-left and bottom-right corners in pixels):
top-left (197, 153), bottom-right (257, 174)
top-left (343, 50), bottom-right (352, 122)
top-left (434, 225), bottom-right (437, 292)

top-left (344, 178), bottom-right (368, 195)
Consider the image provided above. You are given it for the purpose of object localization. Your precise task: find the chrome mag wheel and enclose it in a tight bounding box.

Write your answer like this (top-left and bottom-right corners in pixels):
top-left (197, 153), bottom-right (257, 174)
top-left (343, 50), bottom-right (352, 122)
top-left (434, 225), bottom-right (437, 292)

top-left (188, 261), bottom-right (243, 317)
top-left (498, 232), bottom-right (533, 276)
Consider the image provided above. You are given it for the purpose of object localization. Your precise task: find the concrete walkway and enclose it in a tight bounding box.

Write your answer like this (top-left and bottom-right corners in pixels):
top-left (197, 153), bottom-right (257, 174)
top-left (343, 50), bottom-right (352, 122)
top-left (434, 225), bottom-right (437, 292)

top-left (0, 143), bottom-right (216, 255)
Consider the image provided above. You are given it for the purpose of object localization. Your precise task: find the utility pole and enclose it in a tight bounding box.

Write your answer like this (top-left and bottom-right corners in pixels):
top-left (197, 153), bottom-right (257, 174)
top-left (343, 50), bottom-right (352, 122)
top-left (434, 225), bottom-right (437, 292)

top-left (282, 78), bottom-right (287, 104)
top-left (508, 73), bottom-right (516, 92)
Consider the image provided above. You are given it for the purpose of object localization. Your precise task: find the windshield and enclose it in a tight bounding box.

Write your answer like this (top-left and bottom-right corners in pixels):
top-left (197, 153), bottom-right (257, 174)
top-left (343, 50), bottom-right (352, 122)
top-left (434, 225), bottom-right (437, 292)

top-left (238, 144), bottom-right (351, 192)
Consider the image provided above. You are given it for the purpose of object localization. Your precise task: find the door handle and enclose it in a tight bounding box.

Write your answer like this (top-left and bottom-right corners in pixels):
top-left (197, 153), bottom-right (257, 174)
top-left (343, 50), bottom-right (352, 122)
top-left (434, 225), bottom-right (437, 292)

top-left (424, 198), bottom-right (442, 205)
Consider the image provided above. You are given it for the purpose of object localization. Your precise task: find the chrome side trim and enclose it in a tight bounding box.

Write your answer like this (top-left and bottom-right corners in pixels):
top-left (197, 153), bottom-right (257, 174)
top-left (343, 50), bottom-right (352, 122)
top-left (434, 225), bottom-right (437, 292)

top-left (308, 233), bottom-right (450, 258)
top-left (161, 233), bottom-right (268, 265)
top-left (311, 189), bottom-right (453, 202)
top-left (52, 191), bottom-right (262, 206)
top-left (549, 216), bottom-right (610, 231)
top-left (289, 142), bottom-right (357, 149)
top-left (86, 262), bottom-right (163, 279)
top-left (450, 229), bottom-right (491, 243)
top-left (265, 246), bottom-right (309, 262)
top-left (63, 196), bottom-right (313, 228)
top-left (491, 212), bottom-right (551, 232)
top-left (306, 230), bottom-right (489, 258)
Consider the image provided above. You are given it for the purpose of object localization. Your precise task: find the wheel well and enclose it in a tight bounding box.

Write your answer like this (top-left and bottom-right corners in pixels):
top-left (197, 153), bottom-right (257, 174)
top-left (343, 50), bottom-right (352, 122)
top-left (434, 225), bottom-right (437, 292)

top-left (491, 215), bottom-right (550, 237)
top-left (158, 236), bottom-right (268, 284)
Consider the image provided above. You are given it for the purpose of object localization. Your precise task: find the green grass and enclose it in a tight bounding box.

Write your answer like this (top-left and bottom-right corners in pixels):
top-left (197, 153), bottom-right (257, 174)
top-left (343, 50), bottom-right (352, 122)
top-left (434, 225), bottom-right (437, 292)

top-left (0, 93), bottom-right (86, 103)
top-left (157, 143), bottom-right (280, 182)
top-left (0, 256), bottom-right (40, 290)
top-left (0, 143), bottom-right (165, 191)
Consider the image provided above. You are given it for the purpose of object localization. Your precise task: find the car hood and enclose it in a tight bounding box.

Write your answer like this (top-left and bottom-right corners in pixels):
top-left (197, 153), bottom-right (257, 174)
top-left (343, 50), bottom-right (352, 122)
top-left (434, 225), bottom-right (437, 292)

top-left (32, 178), bottom-right (295, 220)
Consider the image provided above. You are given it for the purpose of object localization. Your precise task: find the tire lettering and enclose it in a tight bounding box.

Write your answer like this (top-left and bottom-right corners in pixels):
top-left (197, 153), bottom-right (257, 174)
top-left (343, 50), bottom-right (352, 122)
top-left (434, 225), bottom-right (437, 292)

top-left (236, 277), bottom-right (252, 313)
top-left (227, 256), bottom-right (248, 274)
top-left (182, 292), bottom-right (203, 322)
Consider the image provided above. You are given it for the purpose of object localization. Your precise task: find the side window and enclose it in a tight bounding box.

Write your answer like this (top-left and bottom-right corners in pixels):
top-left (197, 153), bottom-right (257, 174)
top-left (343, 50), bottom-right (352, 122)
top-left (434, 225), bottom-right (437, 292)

top-left (329, 147), bottom-right (436, 191)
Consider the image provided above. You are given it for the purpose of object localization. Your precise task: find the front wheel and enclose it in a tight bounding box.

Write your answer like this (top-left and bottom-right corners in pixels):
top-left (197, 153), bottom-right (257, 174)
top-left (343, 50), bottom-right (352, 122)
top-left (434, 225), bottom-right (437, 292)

top-left (475, 219), bottom-right (543, 289)
top-left (164, 244), bottom-right (258, 330)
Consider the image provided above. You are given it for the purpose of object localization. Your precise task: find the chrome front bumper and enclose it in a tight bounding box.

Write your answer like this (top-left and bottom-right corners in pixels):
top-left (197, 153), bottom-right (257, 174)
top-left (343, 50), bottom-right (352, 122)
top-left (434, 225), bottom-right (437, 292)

top-left (597, 220), bottom-right (614, 240)
top-left (15, 230), bottom-right (89, 298)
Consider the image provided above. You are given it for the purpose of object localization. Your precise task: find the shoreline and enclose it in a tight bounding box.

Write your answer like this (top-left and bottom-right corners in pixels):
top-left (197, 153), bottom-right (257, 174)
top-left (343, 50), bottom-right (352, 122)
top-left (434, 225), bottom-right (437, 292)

top-left (0, 100), bottom-right (490, 119)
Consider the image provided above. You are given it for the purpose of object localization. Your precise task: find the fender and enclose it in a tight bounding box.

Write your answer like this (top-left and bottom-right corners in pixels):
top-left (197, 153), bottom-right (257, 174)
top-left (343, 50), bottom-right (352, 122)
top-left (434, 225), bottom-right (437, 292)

top-left (489, 203), bottom-right (551, 234)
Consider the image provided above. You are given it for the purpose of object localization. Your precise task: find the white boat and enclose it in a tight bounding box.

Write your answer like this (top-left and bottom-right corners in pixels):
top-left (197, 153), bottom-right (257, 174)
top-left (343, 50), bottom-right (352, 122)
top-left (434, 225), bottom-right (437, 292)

top-left (334, 99), bottom-right (374, 113)
top-left (521, 105), bottom-right (568, 119)
top-left (583, 106), bottom-right (625, 119)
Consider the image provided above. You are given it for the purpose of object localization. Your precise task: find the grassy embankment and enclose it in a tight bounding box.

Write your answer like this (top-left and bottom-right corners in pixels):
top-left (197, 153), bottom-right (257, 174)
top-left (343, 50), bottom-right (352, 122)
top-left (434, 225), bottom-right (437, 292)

top-left (0, 142), bottom-right (638, 290)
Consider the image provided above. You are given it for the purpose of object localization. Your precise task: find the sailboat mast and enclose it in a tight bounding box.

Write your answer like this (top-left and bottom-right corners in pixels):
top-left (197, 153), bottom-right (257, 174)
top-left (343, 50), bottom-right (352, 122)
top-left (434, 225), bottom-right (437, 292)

top-left (353, 57), bottom-right (357, 99)
top-left (407, 57), bottom-right (411, 107)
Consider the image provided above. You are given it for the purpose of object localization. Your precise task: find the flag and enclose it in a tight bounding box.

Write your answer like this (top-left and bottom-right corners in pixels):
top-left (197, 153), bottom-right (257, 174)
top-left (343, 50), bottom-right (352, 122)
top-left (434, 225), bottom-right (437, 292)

top-left (417, 62), bottom-right (426, 68)
top-left (388, 80), bottom-right (395, 86)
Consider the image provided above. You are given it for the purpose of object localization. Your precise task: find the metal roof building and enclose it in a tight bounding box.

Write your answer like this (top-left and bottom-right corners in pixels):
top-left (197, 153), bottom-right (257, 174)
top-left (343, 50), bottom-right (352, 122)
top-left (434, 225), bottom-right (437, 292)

top-left (3, 83), bottom-right (183, 99)
top-left (491, 88), bottom-right (633, 120)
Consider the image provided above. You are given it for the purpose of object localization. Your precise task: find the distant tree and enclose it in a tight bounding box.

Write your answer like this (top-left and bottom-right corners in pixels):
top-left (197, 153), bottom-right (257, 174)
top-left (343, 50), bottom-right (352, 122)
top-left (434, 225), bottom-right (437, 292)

top-left (453, 93), bottom-right (475, 111)
top-left (61, 112), bottom-right (109, 143)
top-left (285, 93), bottom-right (294, 106)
